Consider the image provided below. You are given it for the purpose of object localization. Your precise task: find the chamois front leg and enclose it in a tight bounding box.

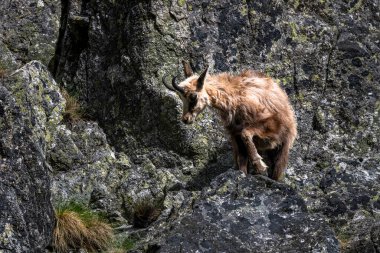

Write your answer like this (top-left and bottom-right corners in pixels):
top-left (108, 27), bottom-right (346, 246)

top-left (230, 135), bottom-right (248, 175)
top-left (241, 129), bottom-right (268, 175)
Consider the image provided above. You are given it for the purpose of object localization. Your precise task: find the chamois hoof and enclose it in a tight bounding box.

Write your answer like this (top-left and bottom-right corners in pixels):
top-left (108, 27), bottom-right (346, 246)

top-left (254, 159), bottom-right (268, 174)
top-left (238, 168), bottom-right (248, 176)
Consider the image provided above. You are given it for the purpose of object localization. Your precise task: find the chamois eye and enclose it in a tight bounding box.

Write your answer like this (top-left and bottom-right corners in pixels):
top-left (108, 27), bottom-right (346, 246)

top-left (189, 93), bottom-right (197, 101)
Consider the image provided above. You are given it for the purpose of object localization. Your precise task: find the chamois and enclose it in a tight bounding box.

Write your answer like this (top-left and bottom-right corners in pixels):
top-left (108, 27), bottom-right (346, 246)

top-left (163, 61), bottom-right (297, 181)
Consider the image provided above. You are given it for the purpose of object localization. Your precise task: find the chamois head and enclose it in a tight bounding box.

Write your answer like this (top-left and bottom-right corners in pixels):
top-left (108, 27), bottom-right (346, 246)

top-left (163, 61), bottom-right (209, 124)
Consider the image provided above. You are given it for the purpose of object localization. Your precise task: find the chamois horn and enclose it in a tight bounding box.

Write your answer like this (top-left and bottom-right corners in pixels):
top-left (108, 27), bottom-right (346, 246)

top-left (172, 75), bottom-right (185, 93)
top-left (162, 74), bottom-right (184, 94)
top-left (162, 75), bottom-right (175, 91)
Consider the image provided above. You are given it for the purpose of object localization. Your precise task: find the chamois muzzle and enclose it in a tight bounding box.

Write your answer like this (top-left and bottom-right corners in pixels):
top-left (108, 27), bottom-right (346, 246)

top-left (162, 74), bottom-right (184, 94)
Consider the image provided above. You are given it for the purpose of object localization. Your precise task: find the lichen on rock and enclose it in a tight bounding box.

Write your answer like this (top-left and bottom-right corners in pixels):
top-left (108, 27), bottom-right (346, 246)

top-left (0, 0), bottom-right (379, 252)
top-left (0, 61), bottom-right (61, 252)
top-left (0, 0), bottom-right (61, 71)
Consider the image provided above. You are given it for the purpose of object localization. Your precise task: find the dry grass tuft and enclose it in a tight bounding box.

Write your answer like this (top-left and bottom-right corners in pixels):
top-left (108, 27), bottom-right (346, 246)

top-left (84, 220), bottom-right (114, 252)
top-left (337, 235), bottom-right (351, 251)
top-left (60, 88), bottom-right (83, 123)
top-left (54, 211), bottom-right (87, 252)
top-left (0, 69), bottom-right (6, 78)
top-left (53, 202), bottom-right (113, 252)
top-left (133, 197), bottom-right (162, 228)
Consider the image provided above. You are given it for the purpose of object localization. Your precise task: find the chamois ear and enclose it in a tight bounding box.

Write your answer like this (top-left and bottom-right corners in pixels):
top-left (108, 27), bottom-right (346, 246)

top-left (182, 60), bottom-right (193, 77)
top-left (197, 65), bottom-right (209, 91)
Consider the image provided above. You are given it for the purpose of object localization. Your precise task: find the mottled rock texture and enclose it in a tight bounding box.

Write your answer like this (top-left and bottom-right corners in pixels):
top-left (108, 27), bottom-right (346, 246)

top-left (0, 0), bottom-right (61, 71)
top-left (0, 0), bottom-right (379, 252)
top-left (54, 1), bottom-right (380, 250)
top-left (49, 120), bottom-right (195, 220)
top-left (150, 170), bottom-right (339, 253)
top-left (0, 61), bottom-right (63, 252)
top-left (53, 0), bottom-right (228, 168)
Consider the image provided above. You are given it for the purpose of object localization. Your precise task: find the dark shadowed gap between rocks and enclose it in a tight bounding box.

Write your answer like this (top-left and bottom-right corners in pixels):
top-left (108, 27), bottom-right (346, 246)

top-left (51, 0), bottom-right (70, 77)
top-left (44, 1), bottom-right (380, 251)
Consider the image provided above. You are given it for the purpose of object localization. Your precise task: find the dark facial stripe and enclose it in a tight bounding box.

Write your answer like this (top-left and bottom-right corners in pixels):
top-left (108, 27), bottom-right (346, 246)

top-left (188, 97), bottom-right (197, 112)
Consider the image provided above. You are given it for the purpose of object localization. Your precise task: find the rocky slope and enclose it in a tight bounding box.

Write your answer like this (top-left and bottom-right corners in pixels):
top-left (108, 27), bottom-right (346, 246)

top-left (0, 62), bottom-right (61, 252)
top-left (0, 0), bottom-right (379, 252)
top-left (0, 0), bottom-right (60, 71)
top-left (129, 171), bottom-right (340, 253)
top-left (53, 0), bottom-right (380, 250)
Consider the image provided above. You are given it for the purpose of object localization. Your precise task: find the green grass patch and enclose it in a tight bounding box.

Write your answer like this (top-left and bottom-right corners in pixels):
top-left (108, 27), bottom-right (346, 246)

top-left (55, 200), bottom-right (107, 225)
top-left (110, 236), bottom-right (136, 252)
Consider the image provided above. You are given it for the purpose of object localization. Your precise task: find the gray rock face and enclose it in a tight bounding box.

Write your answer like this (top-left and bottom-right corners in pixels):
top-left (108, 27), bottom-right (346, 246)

top-left (0, 0), bottom-right (378, 252)
top-left (133, 170), bottom-right (339, 253)
top-left (54, 0), bottom-right (228, 167)
top-left (48, 120), bottom-right (197, 220)
top-left (54, 1), bottom-right (380, 250)
top-left (48, 120), bottom-right (232, 227)
top-left (0, 61), bottom-right (63, 252)
top-left (0, 0), bottom-right (61, 71)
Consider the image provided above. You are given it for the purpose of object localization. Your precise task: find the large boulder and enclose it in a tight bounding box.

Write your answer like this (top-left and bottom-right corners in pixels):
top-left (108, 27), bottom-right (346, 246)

top-left (0, 0), bottom-right (378, 251)
top-left (53, 0), bottom-right (229, 167)
top-left (129, 170), bottom-right (339, 252)
top-left (0, 0), bottom-right (61, 71)
top-left (0, 61), bottom-right (63, 252)
top-left (49, 0), bottom-right (380, 251)
top-left (49, 120), bottom-right (193, 218)
top-left (48, 118), bottom-right (233, 223)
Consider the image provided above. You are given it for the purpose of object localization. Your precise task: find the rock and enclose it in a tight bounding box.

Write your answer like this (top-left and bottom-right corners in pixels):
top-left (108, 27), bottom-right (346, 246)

top-left (48, 120), bottom-right (199, 221)
top-left (0, 0), bottom-right (375, 251)
top-left (135, 170), bottom-right (339, 253)
top-left (49, 121), bottom-right (130, 210)
top-left (336, 211), bottom-right (380, 252)
top-left (53, 0), bottom-right (228, 167)
top-left (0, 61), bottom-right (63, 252)
top-left (0, 0), bottom-right (61, 71)
top-left (51, 0), bottom-right (380, 251)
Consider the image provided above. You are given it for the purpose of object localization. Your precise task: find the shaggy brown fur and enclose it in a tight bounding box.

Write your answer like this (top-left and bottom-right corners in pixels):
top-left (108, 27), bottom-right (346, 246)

top-left (164, 62), bottom-right (297, 181)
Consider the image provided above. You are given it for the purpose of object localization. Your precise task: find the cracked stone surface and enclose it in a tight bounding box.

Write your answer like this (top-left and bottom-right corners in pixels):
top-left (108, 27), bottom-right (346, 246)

top-left (0, 0), bottom-right (61, 71)
top-left (128, 170), bottom-right (339, 252)
top-left (0, 0), bottom-right (379, 252)
top-left (53, 1), bottom-right (380, 249)
top-left (0, 61), bottom-right (61, 252)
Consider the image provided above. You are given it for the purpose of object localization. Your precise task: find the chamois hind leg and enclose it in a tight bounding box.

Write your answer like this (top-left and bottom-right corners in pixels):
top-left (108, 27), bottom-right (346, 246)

top-left (230, 135), bottom-right (248, 174)
top-left (241, 129), bottom-right (267, 175)
top-left (271, 141), bottom-right (290, 181)
top-left (265, 149), bottom-right (276, 177)
top-left (236, 136), bottom-right (249, 175)
top-left (230, 136), bottom-right (239, 168)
